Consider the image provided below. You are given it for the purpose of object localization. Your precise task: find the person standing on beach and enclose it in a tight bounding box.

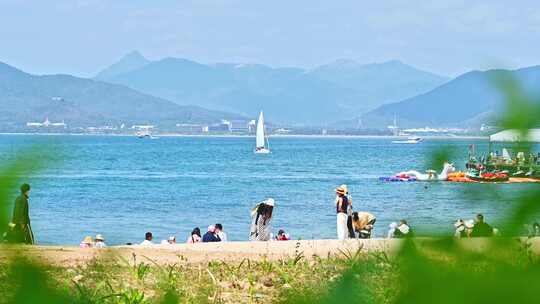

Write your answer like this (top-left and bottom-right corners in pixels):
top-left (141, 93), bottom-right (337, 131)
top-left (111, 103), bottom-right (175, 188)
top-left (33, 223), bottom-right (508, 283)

top-left (249, 198), bottom-right (274, 241)
top-left (8, 183), bottom-right (34, 244)
top-left (335, 186), bottom-right (349, 240)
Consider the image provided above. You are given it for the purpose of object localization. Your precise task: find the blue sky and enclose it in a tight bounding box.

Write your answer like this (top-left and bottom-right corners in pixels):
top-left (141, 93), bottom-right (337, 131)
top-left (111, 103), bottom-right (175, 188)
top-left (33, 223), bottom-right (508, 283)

top-left (1, 0), bottom-right (539, 77)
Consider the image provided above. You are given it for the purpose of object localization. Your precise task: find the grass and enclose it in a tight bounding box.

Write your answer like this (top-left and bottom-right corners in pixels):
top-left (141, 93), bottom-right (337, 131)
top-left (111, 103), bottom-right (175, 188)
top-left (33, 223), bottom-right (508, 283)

top-left (0, 248), bottom-right (401, 304)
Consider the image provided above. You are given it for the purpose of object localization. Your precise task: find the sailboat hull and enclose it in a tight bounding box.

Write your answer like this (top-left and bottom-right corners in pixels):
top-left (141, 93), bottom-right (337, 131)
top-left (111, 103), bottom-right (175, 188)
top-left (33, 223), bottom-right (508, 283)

top-left (255, 148), bottom-right (270, 154)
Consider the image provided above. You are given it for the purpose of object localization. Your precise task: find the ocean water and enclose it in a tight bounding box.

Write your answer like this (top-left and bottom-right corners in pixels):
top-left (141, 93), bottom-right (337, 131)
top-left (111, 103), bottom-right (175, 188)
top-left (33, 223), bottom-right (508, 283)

top-left (0, 135), bottom-right (537, 245)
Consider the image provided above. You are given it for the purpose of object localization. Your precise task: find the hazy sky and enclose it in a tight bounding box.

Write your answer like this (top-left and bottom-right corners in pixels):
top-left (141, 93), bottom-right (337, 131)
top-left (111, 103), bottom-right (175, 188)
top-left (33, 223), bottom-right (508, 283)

top-left (1, 0), bottom-right (539, 77)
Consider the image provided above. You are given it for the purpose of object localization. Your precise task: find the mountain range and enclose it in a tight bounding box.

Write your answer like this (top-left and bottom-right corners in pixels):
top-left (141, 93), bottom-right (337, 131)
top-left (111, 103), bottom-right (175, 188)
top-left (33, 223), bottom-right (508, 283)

top-left (0, 61), bottom-right (243, 129)
top-left (360, 65), bottom-right (540, 128)
top-left (95, 51), bottom-right (449, 125)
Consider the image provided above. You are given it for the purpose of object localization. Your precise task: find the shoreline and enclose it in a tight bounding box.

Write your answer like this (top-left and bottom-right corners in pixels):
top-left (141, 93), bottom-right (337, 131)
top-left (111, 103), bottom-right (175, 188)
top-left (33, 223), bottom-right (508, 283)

top-left (2, 238), bottom-right (539, 266)
top-left (0, 132), bottom-right (489, 140)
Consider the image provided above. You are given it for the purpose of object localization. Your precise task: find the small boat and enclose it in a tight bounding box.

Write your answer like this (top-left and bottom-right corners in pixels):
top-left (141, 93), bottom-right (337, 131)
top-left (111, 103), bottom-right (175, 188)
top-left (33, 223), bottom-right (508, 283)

top-left (254, 111), bottom-right (270, 154)
top-left (466, 172), bottom-right (509, 183)
top-left (136, 130), bottom-right (151, 138)
top-left (136, 127), bottom-right (156, 139)
top-left (392, 136), bottom-right (423, 144)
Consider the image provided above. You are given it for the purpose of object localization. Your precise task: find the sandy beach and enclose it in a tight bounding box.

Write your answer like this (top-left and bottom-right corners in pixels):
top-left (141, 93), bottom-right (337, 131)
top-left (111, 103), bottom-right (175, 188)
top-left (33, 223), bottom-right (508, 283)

top-left (2, 238), bottom-right (539, 267)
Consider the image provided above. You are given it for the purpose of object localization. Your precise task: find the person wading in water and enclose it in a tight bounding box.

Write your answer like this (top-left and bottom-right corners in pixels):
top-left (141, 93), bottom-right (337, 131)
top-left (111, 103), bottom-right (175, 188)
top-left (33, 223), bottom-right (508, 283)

top-left (8, 183), bottom-right (35, 244)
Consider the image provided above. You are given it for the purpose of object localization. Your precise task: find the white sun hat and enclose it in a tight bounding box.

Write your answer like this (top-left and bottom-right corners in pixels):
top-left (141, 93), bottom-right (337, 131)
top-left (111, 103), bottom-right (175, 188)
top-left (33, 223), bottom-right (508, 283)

top-left (264, 198), bottom-right (275, 207)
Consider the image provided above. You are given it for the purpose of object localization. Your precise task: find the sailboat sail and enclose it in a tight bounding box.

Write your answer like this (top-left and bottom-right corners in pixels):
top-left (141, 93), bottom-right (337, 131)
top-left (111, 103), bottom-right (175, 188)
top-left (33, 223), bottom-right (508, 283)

top-left (256, 111), bottom-right (265, 149)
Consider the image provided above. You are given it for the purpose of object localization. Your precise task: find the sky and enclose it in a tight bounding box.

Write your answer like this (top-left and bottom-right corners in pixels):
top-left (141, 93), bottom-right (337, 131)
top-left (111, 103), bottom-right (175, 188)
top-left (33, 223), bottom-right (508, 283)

top-left (1, 0), bottom-right (539, 78)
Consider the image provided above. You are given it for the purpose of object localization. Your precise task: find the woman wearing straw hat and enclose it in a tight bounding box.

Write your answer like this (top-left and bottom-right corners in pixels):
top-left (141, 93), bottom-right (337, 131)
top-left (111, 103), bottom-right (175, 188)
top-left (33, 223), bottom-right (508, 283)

top-left (249, 198), bottom-right (274, 241)
top-left (335, 186), bottom-right (349, 240)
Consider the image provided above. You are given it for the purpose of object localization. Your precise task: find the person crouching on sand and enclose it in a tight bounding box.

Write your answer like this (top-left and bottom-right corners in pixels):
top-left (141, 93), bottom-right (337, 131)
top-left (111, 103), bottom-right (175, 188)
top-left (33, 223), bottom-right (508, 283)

top-left (351, 211), bottom-right (376, 238)
top-left (335, 186), bottom-right (349, 240)
top-left (250, 198), bottom-right (274, 241)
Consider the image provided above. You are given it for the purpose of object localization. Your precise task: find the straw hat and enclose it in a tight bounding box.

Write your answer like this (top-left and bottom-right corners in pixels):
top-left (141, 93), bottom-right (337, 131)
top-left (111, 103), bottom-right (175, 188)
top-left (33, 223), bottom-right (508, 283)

top-left (82, 236), bottom-right (93, 244)
top-left (95, 234), bottom-right (104, 241)
top-left (335, 185), bottom-right (346, 195)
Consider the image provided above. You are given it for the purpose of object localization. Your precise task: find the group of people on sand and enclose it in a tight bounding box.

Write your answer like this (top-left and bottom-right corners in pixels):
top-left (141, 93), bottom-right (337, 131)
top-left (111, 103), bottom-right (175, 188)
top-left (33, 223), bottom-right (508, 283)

top-left (454, 214), bottom-right (499, 238)
top-left (335, 184), bottom-right (380, 240)
top-left (4, 183), bottom-right (539, 246)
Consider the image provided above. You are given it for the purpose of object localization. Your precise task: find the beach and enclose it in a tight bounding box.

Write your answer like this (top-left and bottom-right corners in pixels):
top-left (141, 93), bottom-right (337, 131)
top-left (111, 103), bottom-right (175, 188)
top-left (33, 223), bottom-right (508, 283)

top-left (3, 238), bottom-right (540, 266)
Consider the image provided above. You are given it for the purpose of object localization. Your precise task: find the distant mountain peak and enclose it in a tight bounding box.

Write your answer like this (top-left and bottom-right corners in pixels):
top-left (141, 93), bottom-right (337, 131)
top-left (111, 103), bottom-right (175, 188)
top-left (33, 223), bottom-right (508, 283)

top-left (94, 50), bottom-right (151, 80)
top-left (122, 50), bottom-right (146, 61)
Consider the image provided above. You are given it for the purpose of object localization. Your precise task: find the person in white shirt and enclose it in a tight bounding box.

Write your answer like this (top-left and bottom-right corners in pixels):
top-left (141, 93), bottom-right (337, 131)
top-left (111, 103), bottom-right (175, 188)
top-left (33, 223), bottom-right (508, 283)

top-left (140, 232), bottom-right (154, 245)
top-left (215, 223), bottom-right (227, 242)
top-left (94, 234), bottom-right (107, 248)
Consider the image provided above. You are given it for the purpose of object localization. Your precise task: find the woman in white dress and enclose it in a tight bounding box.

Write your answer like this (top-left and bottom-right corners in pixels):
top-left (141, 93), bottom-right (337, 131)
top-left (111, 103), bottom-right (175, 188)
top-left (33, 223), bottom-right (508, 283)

top-left (249, 198), bottom-right (274, 241)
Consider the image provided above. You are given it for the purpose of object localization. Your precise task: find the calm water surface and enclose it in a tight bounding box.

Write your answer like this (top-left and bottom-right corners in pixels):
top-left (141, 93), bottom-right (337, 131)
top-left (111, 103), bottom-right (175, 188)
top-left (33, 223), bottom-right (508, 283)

top-left (0, 135), bottom-right (536, 245)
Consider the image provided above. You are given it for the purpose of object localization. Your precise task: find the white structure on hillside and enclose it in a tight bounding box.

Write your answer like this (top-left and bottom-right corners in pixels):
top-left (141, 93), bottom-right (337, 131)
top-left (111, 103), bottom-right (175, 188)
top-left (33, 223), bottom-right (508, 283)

top-left (26, 117), bottom-right (67, 128)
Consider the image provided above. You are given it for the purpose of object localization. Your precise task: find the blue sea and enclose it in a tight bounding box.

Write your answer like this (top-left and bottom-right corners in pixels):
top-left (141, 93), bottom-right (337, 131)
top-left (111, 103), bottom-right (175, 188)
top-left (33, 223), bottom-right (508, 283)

top-left (0, 135), bottom-right (537, 245)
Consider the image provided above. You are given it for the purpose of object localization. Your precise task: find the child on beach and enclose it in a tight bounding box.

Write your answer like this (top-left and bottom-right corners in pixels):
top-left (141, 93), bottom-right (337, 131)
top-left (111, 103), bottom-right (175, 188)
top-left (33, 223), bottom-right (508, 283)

top-left (276, 229), bottom-right (290, 241)
top-left (80, 236), bottom-right (93, 248)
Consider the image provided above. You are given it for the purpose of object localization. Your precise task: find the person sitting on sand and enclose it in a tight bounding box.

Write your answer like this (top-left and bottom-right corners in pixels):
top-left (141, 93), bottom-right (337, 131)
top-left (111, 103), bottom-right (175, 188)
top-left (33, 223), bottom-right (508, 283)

top-left (94, 234), bottom-right (106, 248)
top-left (80, 236), bottom-right (93, 248)
top-left (161, 236), bottom-right (176, 245)
top-left (215, 223), bottom-right (227, 242)
top-left (140, 232), bottom-right (154, 245)
top-left (335, 186), bottom-right (349, 240)
top-left (351, 211), bottom-right (376, 239)
top-left (454, 219), bottom-right (474, 238)
top-left (533, 222), bottom-right (540, 237)
top-left (187, 227), bottom-right (202, 243)
top-left (250, 198), bottom-right (274, 241)
top-left (202, 225), bottom-right (221, 242)
top-left (394, 220), bottom-right (413, 238)
top-left (470, 214), bottom-right (494, 237)
top-left (276, 229), bottom-right (290, 241)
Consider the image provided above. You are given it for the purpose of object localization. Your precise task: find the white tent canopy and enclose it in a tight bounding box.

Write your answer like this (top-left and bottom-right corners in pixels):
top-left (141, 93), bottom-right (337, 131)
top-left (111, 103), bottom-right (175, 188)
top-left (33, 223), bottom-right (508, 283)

top-left (489, 129), bottom-right (540, 142)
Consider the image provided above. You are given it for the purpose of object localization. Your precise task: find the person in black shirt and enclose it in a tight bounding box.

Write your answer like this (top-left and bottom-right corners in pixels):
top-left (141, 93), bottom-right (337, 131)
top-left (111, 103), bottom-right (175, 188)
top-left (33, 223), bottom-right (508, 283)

top-left (471, 214), bottom-right (494, 237)
top-left (202, 225), bottom-right (221, 242)
top-left (7, 183), bottom-right (34, 244)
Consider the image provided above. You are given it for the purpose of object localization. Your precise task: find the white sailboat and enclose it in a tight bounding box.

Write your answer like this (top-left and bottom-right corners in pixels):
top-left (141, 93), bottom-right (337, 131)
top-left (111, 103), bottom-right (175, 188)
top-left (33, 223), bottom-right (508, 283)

top-left (254, 111), bottom-right (270, 154)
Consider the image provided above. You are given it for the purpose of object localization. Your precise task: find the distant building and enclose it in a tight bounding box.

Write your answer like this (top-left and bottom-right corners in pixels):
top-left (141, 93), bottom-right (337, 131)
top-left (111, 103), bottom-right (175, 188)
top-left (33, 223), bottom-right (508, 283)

top-left (208, 120), bottom-right (231, 132)
top-left (26, 117), bottom-right (66, 128)
top-left (230, 120), bottom-right (254, 133)
top-left (176, 123), bottom-right (208, 133)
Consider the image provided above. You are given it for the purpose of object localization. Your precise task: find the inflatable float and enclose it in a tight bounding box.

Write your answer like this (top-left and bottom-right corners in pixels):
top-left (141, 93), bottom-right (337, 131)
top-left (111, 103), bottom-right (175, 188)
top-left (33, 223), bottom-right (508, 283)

top-left (379, 174), bottom-right (417, 182)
